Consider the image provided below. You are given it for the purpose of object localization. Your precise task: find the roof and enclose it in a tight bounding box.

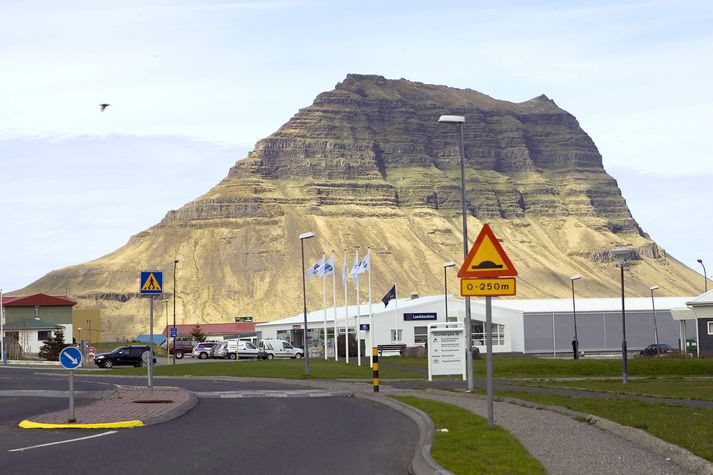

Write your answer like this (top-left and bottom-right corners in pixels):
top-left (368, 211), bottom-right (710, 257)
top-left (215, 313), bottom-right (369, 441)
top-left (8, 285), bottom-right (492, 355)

top-left (1, 293), bottom-right (76, 307)
top-left (136, 334), bottom-right (167, 345)
top-left (490, 297), bottom-right (695, 313)
top-left (161, 322), bottom-right (257, 336)
top-left (686, 290), bottom-right (713, 307)
top-left (2, 319), bottom-right (65, 330)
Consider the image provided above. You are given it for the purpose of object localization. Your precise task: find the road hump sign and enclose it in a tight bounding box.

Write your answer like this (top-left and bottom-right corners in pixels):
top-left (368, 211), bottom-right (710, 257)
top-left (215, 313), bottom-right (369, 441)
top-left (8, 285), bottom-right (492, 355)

top-left (140, 271), bottom-right (163, 294)
top-left (458, 224), bottom-right (517, 278)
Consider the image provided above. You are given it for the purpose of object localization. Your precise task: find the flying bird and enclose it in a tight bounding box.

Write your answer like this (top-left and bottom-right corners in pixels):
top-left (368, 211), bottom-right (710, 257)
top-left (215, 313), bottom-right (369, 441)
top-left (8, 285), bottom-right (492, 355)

top-left (99, 103), bottom-right (110, 111)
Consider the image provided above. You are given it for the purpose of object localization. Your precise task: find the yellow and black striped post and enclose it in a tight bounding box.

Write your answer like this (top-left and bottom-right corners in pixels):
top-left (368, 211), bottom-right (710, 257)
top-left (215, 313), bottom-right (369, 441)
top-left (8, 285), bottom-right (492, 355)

top-left (372, 347), bottom-right (379, 392)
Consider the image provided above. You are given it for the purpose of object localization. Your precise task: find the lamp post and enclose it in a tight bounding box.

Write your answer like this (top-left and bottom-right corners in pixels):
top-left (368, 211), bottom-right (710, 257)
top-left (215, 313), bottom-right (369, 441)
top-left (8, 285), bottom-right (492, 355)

top-left (87, 320), bottom-right (92, 345)
top-left (299, 231), bottom-right (315, 377)
top-left (443, 261), bottom-right (456, 322)
top-left (438, 114), bottom-right (474, 392)
top-left (164, 298), bottom-right (169, 365)
top-left (78, 327), bottom-right (82, 342)
top-left (570, 275), bottom-right (581, 360)
top-left (696, 259), bottom-right (707, 293)
top-left (650, 285), bottom-right (660, 352)
top-left (613, 247), bottom-right (631, 383)
top-left (173, 259), bottom-right (179, 365)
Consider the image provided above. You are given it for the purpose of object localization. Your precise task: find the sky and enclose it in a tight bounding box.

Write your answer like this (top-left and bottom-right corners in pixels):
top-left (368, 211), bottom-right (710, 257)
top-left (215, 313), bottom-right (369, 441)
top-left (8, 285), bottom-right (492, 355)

top-left (1, 0), bottom-right (712, 292)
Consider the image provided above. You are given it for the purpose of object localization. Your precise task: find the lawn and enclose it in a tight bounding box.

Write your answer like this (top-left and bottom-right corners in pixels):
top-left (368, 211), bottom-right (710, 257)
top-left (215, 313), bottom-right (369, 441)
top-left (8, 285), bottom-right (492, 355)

top-left (497, 390), bottom-right (713, 462)
top-left (392, 396), bottom-right (545, 475)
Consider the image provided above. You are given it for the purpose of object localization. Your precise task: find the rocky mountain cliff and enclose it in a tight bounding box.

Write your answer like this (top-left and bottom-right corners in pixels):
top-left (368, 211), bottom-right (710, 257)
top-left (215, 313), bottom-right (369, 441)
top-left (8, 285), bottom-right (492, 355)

top-left (21, 74), bottom-right (701, 339)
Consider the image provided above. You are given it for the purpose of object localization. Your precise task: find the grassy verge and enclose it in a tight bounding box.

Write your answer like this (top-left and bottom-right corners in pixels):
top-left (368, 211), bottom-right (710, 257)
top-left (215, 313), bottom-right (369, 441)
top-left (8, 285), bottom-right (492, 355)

top-left (392, 396), bottom-right (545, 475)
top-left (497, 390), bottom-right (713, 462)
top-left (517, 377), bottom-right (713, 401)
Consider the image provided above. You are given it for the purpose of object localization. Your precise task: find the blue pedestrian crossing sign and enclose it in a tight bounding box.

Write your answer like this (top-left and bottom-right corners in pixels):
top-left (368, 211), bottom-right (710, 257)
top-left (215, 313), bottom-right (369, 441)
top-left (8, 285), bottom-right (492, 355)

top-left (59, 347), bottom-right (82, 370)
top-left (140, 272), bottom-right (163, 294)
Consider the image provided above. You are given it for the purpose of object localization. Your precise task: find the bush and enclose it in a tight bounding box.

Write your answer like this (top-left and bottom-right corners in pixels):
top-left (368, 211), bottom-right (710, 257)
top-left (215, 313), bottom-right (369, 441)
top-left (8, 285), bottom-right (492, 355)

top-left (38, 331), bottom-right (69, 361)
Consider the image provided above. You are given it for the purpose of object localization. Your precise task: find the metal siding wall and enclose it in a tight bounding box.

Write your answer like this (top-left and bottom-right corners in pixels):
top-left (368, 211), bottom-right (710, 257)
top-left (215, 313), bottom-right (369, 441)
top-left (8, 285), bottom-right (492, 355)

top-left (523, 313), bottom-right (553, 352)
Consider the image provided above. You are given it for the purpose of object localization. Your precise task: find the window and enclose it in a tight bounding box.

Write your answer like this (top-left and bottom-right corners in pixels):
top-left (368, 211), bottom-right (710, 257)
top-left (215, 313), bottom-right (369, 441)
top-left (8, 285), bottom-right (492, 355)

top-left (708, 321), bottom-right (713, 335)
top-left (390, 329), bottom-right (403, 342)
top-left (414, 326), bottom-right (428, 344)
top-left (37, 331), bottom-right (51, 341)
top-left (472, 322), bottom-right (505, 346)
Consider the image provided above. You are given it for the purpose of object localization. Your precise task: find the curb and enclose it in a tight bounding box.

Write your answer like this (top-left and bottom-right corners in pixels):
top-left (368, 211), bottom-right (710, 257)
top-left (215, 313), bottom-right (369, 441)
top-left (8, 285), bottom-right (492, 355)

top-left (18, 420), bottom-right (144, 429)
top-left (356, 392), bottom-right (452, 475)
top-left (0, 389), bottom-right (115, 399)
top-left (142, 389), bottom-right (198, 426)
top-left (497, 396), bottom-right (713, 475)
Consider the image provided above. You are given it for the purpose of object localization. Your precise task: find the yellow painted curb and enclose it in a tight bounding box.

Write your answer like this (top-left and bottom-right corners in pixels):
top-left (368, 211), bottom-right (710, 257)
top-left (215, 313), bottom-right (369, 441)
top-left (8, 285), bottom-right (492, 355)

top-left (19, 419), bottom-right (144, 429)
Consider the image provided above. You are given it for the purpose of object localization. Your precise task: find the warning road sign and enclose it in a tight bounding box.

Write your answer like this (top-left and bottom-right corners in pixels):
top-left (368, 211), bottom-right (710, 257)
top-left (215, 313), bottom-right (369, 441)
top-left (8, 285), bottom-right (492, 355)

top-left (140, 271), bottom-right (163, 294)
top-left (457, 224), bottom-right (517, 278)
top-left (461, 278), bottom-right (516, 296)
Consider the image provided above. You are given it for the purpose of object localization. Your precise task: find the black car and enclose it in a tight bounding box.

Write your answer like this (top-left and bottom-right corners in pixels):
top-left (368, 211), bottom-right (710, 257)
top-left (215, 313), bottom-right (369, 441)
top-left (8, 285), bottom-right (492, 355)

top-left (639, 343), bottom-right (674, 357)
top-left (94, 345), bottom-right (156, 368)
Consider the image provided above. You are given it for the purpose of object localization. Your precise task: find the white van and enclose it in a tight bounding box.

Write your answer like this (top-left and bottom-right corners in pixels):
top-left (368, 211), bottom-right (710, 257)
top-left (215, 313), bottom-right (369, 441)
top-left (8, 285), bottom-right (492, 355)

top-left (216, 339), bottom-right (259, 359)
top-left (258, 339), bottom-right (304, 360)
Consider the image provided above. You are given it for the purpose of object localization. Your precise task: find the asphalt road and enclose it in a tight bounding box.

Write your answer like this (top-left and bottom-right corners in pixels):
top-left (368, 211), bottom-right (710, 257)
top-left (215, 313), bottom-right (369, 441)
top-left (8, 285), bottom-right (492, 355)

top-left (0, 368), bottom-right (418, 474)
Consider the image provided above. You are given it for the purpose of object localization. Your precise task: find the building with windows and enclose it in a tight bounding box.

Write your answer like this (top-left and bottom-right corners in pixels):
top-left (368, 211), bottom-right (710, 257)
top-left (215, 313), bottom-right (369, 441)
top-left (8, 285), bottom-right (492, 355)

top-left (1, 294), bottom-right (75, 355)
top-left (255, 294), bottom-right (696, 356)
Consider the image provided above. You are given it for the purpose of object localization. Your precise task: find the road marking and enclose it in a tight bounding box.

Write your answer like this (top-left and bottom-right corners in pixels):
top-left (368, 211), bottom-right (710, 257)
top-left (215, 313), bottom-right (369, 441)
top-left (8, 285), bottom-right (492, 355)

top-left (8, 431), bottom-right (118, 452)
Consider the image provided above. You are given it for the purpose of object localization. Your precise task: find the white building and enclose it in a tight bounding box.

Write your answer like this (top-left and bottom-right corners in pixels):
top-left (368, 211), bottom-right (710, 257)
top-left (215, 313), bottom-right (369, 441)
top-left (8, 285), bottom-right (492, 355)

top-left (255, 294), bottom-right (696, 356)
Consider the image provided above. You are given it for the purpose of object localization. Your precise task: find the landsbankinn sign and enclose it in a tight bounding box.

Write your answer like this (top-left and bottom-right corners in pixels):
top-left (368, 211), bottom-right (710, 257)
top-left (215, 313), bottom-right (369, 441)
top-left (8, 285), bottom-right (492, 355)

top-left (403, 312), bottom-right (438, 321)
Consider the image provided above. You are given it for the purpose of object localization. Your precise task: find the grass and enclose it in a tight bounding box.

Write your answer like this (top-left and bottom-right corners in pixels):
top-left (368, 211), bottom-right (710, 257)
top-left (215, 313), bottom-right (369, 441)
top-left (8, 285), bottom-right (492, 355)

top-left (518, 377), bottom-right (713, 401)
top-left (497, 390), bottom-right (713, 462)
top-left (392, 396), bottom-right (545, 475)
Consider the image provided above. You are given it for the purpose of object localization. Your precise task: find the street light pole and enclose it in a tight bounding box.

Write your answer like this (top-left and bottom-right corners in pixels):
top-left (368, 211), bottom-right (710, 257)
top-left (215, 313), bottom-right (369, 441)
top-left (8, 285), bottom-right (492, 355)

top-left (173, 259), bottom-right (179, 365)
top-left (650, 285), bottom-right (660, 350)
top-left (697, 259), bottom-right (707, 293)
top-left (443, 261), bottom-right (455, 322)
top-left (570, 275), bottom-right (581, 360)
top-left (164, 298), bottom-right (169, 365)
top-left (438, 114), bottom-right (474, 392)
top-left (613, 247), bottom-right (631, 384)
top-left (299, 231), bottom-right (315, 377)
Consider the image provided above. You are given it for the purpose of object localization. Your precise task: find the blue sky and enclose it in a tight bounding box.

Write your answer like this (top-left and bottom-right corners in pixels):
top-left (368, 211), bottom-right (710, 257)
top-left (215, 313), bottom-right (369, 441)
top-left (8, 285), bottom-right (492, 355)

top-left (1, 0), bottom-right (711, 292)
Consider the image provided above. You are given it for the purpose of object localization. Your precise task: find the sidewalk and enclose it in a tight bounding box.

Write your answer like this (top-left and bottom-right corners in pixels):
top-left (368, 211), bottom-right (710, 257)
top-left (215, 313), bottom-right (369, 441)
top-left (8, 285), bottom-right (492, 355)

top-left (19, 386), bottom-right (197, 429)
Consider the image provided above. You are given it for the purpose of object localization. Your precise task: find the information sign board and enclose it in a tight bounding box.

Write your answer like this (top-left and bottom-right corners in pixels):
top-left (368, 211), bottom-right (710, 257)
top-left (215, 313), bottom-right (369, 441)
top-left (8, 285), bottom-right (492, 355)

top-left (427, 322), bottom-right (466, 381)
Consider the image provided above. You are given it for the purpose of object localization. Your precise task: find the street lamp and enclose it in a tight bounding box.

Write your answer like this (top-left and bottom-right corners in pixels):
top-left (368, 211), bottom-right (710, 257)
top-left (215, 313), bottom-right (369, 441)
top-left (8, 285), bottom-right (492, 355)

top-left (438, 114), bottom-right (475, 392)
top-left (299, 231), bottom-right (315, 377)
top-left (650, 285), bottom-right (660, 351)
top-left (612, 247), bottom-right (631, 383)
top-left (570, 275), bottom-right (582, 360)
top-left (696, 259), bottom-right (707, 293)
top-left (443, 261), bottom-right (456, 322)
top-left (164, 298), bottom-right (169, 365)
top-left (173, 258), bottom-right (179, 365)
top-left (78, 327), bottom-right (82, 342)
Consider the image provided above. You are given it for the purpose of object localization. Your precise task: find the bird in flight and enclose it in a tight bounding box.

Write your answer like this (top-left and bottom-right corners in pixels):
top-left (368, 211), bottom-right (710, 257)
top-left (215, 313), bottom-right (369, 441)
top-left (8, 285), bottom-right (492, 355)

top-left (99, 103), bottom-right (110, 112)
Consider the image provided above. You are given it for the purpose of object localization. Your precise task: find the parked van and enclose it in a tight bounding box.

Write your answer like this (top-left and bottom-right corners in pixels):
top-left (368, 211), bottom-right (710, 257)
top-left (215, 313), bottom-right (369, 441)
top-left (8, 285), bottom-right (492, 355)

top-left (258, 339), bottom-right (304, 360)
top-left (217, 339), bottom-right (259, 359)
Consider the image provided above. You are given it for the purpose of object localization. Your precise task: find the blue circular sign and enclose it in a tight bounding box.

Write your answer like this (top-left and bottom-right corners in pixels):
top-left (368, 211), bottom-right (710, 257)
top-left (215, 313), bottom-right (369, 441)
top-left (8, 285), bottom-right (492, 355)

top-left (59, 346), bottom-right (82, 369)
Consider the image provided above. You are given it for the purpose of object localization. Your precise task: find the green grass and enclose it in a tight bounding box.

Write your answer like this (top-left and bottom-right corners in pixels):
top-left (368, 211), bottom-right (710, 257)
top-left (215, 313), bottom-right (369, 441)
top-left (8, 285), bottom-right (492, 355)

top-left (518, 377), bottom-right (713, 401)
top-left (93, 358), bottom-right (423, 380)
top-left (497, 390), bottom-right (713, 462)
top-left (392, 396), bottom-right (545, 475)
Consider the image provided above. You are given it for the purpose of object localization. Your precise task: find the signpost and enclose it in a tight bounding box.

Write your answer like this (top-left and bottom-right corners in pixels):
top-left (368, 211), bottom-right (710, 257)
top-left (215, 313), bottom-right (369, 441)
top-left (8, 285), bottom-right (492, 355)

top-left (59, 346), bottom-right (82, 422)
top-left (140, 271), bottom-right (163, 388)
top-left (427, 322), bottom-right (465, 381)
top-left (457, 223), bottom-right (518, 428)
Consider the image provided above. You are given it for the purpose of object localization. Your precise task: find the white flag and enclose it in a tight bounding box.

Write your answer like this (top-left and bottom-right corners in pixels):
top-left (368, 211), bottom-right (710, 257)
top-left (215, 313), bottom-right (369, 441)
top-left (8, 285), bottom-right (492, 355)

top-left (358, 249), bottom-right (370, 274)
top-left (306, 258), bottom-right (323, 280)
top-left (323, 255), bottom-right (335, 276)
top-left (349, 252), bottom-right (360, 282)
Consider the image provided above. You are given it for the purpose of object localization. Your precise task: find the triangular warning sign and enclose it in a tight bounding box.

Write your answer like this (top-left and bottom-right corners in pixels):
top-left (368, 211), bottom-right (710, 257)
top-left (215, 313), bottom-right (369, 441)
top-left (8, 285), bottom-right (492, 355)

top-left (458, 224), bottom-right (517, 278)
top-left (141, 273), bottom-right (162, 292)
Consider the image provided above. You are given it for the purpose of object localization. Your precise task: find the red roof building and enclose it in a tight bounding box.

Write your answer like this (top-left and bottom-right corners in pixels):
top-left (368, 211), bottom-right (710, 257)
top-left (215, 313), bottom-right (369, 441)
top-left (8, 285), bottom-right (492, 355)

top-left (161, 322), bottom-right (257, 338)
top-left (2, 294), bottom-right (76, 307)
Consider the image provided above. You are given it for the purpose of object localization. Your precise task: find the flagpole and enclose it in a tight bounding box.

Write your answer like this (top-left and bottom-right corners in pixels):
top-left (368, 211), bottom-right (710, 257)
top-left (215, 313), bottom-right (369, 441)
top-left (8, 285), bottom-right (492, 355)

top-left (332, 251), bottom-right (338, 362)
top-left (368, 247), bottom-right (373, 368)
top-left (322, 252), bottom-right (327, 360)
top-left (394, 282), bottom-right (398, 342)
top-left (356, 250), bottom-right (361, 366)
top-left (344, 250), bottom-right (349, 364)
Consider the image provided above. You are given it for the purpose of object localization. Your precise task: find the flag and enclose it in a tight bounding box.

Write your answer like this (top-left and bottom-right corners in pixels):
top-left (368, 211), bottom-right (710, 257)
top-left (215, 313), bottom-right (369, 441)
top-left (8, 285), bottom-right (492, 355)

top-left (382, 284), bottom-right (396, 307)
top-left (306, 258), bottom-right (323, 280)
top-left (358, 249), bottom-right (370, 274)
top-left (349, 253), bottom-right (360, 282)
top-left (323, 255), bottom-right (335, 276)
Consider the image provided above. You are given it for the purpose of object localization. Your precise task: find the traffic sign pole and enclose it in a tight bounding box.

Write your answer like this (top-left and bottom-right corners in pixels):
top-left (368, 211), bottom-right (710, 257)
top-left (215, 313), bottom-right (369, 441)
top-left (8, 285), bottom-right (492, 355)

top-left (59, 347), bottom-right (82, 422)
top-left (69, 370), bottom-right (75, 422)
top-left (486, 296), bottom-right (494, 428)
top-left (148, 296), bottom-right (154, 388)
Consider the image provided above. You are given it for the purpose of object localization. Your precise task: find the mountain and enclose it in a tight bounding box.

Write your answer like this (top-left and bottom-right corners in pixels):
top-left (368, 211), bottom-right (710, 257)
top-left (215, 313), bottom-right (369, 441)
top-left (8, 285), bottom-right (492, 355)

top-left (20, 74), bottom-right (701, 339)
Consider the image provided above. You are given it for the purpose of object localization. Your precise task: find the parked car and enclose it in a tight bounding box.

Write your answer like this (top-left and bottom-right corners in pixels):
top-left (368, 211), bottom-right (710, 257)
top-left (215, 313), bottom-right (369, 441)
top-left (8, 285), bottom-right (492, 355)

top-left (192, 342), bottom-right (219, 359)
top-left (258, 339), bottom-right (304, 360)
top-left (169, 337), bottom-right (198, 359)
top-left (94, 345), bottom-right (155, 369)
top-left (640, 343), bottom-right (674, 356)
top-left (213, 340), bottom-right (260, 359)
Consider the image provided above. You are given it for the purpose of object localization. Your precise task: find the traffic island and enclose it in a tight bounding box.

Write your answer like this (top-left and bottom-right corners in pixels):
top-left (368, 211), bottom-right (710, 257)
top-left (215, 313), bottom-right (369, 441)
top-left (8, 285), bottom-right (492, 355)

top-left (18, 385), bottom-right (197, 429)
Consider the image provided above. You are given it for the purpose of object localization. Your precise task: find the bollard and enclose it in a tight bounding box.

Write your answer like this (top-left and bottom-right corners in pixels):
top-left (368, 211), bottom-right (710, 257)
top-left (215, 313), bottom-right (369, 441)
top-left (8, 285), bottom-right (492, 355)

top-left (372, 347), bottom-right (379, 393)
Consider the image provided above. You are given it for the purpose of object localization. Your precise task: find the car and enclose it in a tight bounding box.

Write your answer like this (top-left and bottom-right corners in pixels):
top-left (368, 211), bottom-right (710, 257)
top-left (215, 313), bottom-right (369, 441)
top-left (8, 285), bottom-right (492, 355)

top-left (192, 342), bottom-right (219, 359)
top-left (639, 343), bottom-right (674, 356)
top-left (258, 339), bottom-right (304, 360)
top-left (94, 345), bottom-right (156, 368)
top-left (213, 340), bottom-right (260, 359)
top-left (169, 337), bottom-right (198, 359)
